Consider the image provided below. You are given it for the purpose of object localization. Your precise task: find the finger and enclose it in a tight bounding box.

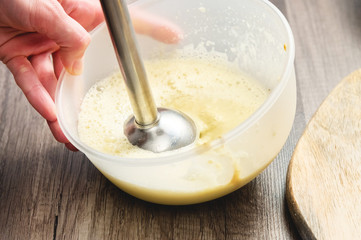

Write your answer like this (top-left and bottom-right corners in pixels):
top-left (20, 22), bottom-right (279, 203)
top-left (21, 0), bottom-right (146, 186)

top-left (0, 33), bottom-right (59, 64)
top-left (6, 56), bottom-right (57, 122)
top-left (61, 0), bottom-right (104, 32)
top-left (47, 119), bottom-right (69, 143)
top-left (52, 51), bottom-right (63, 79)
top-left (130, 8), bottom-right (183, 44)
top-left (29, 0), bottom-right (91, 75)
top-left (65, 142), bottom-right (78, 152)
top-left (30, 52), bottom-right (57, 100)
top-left (47, 119), bottom-right (78, 151)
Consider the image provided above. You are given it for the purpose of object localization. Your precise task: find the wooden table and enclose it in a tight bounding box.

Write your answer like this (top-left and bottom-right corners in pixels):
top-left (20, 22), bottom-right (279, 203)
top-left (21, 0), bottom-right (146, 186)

top-left (1, 0), bottom-right (360, 239)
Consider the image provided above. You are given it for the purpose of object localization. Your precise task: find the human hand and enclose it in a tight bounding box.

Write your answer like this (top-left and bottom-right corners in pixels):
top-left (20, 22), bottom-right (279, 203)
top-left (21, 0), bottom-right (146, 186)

top-left (0, 0), bottom-right (103, 150)
top-left (0, 0), bottom-right (182, 151)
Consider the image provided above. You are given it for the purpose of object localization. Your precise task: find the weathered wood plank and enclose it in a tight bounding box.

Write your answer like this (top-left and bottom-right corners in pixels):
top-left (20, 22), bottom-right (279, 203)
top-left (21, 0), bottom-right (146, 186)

top-left (287, 70), bottom-right (361, 240)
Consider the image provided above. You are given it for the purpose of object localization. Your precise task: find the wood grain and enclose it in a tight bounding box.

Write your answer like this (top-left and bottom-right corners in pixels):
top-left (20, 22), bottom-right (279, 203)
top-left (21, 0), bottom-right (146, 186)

top-left (287, 69), bottom-right (361, 240)
top-left (2, 0), bottom-right (361, 238)
top-left (285, 0), bottom-right (361, 121)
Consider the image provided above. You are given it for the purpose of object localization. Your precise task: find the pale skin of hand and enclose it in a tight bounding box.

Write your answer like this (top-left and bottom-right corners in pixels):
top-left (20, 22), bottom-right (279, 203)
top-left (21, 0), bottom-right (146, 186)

top-left (0, 0), bottom-right (182, 151)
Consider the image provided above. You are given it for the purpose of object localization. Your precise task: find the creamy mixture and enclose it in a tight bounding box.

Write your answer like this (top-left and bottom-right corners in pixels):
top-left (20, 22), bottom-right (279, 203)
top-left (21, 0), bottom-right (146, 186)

top-left (77, 57), bottom-right (270, 204)
top-left (78, 57), bottom-right (268, 156)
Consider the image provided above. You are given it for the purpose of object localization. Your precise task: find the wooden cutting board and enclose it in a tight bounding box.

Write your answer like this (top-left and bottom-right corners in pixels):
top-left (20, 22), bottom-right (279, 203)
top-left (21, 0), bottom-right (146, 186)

top-left (286, 70), bottom-right (361, 240)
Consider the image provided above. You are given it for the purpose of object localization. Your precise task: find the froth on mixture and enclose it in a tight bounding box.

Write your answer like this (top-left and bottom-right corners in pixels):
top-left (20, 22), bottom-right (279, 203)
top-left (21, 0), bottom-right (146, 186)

top-left (78, 57), bottom-right (269, 158)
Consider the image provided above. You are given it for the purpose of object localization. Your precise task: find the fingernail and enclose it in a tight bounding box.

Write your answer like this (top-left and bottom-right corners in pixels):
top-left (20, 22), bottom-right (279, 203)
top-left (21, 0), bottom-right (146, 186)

top-left (71, 58), bottom-right (83, 75)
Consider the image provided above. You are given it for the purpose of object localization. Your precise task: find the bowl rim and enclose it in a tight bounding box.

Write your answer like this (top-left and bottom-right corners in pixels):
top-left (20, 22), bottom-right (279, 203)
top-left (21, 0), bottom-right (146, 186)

top-left (55, 0), bottom-right (295, 166)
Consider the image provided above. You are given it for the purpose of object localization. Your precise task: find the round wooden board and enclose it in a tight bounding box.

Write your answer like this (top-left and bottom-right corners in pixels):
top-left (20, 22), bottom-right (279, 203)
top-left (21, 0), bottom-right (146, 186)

top-left (286, 70), bottom-right (361, 240)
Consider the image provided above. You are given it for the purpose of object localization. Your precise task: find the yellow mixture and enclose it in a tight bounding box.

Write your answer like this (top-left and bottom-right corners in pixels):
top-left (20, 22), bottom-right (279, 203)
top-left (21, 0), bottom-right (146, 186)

top-left (78, 57), bottom-right (269, 157)
top-left (77, 57), bottom-right (270, 204)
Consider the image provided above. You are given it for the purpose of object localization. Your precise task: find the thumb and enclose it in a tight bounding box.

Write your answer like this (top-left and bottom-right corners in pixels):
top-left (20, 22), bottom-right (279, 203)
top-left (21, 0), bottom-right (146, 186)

top-left (30, 0), bottom-right (91, 75)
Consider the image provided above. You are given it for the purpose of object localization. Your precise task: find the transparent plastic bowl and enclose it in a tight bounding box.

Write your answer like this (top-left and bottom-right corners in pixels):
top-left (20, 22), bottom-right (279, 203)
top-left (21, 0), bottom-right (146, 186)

top-left (56, 0), bottom-right (296, 205)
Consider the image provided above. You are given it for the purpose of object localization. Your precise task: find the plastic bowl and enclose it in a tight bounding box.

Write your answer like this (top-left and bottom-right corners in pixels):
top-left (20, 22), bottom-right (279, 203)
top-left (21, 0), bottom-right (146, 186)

top-left (56, 0), bottom-right (296, 205)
